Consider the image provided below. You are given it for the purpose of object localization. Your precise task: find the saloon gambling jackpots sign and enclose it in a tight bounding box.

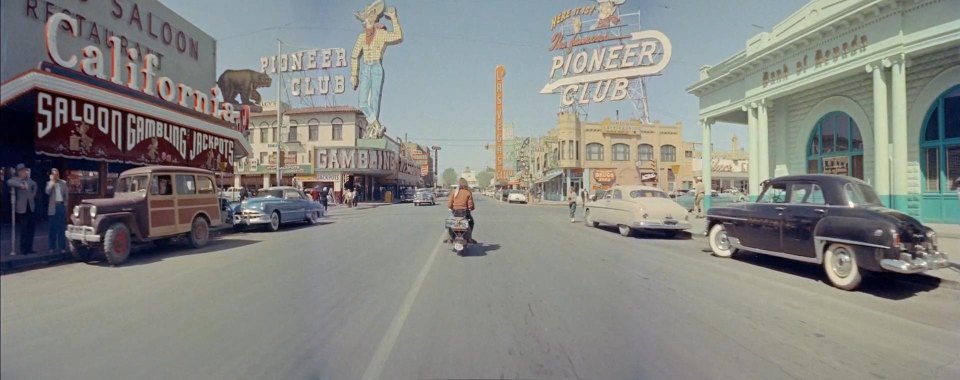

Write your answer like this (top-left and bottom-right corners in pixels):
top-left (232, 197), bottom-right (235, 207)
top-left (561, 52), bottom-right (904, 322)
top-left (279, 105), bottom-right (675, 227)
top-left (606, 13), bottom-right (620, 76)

top-left (35, 91), bottom-right (235, 171)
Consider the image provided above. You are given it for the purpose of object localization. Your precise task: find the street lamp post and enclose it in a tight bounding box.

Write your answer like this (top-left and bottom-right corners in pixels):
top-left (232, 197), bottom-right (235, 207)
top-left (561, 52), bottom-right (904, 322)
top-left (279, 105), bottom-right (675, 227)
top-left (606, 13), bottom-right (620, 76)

top-left (275, 39), bottom-right (284, 187)
top-left (431, 146), bottom-right (441, 188)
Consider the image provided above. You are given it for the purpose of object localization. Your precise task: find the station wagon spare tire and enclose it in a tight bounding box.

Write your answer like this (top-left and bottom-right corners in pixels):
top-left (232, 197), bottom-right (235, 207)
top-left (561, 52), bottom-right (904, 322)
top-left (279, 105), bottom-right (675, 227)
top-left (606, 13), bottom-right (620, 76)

top-left (268, 211), bottom-right (281, 232)
top-left (709, 223), bottom-right (737, 258)
top-left (823, 243), bottom-right (863, 291)
top-left (68, 240), bottom-right (91, 262)
top-left (188, 217), bottom-right (210, 249)
top-left (103, 223), bottom-right (131, 265)
top-left (618, 225), bottom-right (633, 237)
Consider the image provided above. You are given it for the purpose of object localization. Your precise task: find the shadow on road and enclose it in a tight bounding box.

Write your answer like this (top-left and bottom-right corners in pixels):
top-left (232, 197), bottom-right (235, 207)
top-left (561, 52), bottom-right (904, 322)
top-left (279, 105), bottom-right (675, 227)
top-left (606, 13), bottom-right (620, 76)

top-left (732, 252), bottom-right (942, 300)
top-left (83, 238), bottom-right (260, 268)
top-left (593, 226), bottom-right (693, 241)
top-left (461, 243), bottom-right (501, 257)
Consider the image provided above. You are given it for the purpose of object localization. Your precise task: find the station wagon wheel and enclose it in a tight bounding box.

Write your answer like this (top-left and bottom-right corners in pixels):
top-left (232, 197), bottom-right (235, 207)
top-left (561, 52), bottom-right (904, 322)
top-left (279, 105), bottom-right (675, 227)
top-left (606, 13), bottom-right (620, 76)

top-left (618, 225), bottom-right (633, 237)
top-left (708, 223), bottom-right (736, 258)
top-left (188, 217), bottom-right (209, 249)
top-left (102, 222), bottom-right (131, 266)
top-left (268, 211), bottom-right (281, 232)
top-left (823, 243), bottom-right (863, 291)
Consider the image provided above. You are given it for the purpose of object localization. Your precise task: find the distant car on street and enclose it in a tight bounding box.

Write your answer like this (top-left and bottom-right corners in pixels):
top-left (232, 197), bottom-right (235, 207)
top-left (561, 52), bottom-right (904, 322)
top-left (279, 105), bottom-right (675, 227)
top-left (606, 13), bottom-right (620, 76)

top-left (507, 190), bottom-right (528, 204)
top-left (232, 186), bottom-right (324, 232)
top-left (414, 189), bottom-right (436, 206)
top-left (706, 174), bottom-right (949, 290)
top-left (400, 188), bottom-right (416, 203)
top-left (584, 185), bottom-right (691, 238)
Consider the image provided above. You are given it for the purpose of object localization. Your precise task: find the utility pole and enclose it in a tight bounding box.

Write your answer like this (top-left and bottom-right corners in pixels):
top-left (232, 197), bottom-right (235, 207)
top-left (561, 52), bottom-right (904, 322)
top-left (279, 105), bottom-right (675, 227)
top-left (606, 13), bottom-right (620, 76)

top-left (431, 146), bottom-right (441, 188)
top-left (275, 39), bottom-right (283, 187)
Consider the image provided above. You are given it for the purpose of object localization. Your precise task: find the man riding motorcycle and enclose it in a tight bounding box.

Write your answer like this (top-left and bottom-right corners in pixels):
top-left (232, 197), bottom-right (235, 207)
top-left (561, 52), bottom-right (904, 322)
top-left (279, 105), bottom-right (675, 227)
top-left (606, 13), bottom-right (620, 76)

top-left (446, 178), bottom-right (476, 244)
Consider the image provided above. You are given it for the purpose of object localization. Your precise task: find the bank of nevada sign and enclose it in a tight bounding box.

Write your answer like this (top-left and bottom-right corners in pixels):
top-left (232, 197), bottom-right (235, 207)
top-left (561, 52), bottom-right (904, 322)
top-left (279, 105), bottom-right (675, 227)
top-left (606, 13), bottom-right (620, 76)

top-left (541, 1), bottom-right (672, 107)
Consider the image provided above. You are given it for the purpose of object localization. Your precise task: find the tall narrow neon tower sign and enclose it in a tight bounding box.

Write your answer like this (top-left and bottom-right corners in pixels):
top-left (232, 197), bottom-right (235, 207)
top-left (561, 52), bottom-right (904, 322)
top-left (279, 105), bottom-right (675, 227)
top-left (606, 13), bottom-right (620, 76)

top-left (495, 65), bottom-right (506, 181)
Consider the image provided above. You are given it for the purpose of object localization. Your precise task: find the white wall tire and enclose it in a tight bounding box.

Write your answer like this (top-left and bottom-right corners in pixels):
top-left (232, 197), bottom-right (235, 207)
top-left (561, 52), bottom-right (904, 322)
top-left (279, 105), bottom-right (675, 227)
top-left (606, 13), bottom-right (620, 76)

top-left (584, 210), bottom-right (599, 227)
top-left (268, 211), bottom-right (281, 232)
top-left (708, 223), bottom-right (736, 258)
top-left (823, 243), bottom-right (863, 291)
top-left (618, 225), bottom-right (633, 237)
top-left (308, 211), bottom-right (320, 225)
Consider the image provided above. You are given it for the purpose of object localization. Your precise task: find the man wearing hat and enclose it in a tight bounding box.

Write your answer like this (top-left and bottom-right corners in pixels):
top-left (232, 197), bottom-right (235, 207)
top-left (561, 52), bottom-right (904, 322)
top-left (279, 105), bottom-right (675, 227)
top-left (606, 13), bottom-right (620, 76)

top-left (6, 164), bottom-right (37, 254)
top-left (350, 0), bottom-right (403, 139)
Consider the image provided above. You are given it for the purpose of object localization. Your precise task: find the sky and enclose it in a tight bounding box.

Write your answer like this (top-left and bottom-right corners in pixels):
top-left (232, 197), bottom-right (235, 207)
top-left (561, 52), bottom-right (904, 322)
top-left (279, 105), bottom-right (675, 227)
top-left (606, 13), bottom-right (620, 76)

top-left (159, 0), bottom-right (807, 172)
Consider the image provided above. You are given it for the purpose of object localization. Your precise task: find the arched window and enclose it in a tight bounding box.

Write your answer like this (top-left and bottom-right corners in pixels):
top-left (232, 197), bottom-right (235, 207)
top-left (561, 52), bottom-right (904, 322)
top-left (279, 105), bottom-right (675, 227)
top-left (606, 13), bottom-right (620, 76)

top-left (612, 143), bottom-right (629, 161)
top-left (586, 143), bottom-right (604, 161)
top-left (332, 117), bottom-right (344, 141)
top-left (259, 121), bottom-right (269, 143)
top-left (638, 144), bottom-right (654, 161)
top-left (920, 85), bottom-right (960, 194)
top-left (287, 119), bottom-right (299, 142)
top-left (661, 145), bottom-right (677, 162)
top-left (806, 112), bottom-right (864, 179)
top-left (308, 118), bottom-right (320, 141)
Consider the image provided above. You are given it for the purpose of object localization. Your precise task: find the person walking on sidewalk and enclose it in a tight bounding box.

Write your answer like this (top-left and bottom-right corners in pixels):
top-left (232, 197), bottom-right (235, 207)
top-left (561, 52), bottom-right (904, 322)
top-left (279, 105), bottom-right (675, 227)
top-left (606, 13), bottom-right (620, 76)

top-left (567, 186), bottom-right (577, 223)
top-left (6, 164), bottom-right (37, 254)
top-left (694, 177), bottom-right (706, 218)
top-left (320, 187), bottom-right (330, 211)
top-left (45, 168), bottom-right (69, 254)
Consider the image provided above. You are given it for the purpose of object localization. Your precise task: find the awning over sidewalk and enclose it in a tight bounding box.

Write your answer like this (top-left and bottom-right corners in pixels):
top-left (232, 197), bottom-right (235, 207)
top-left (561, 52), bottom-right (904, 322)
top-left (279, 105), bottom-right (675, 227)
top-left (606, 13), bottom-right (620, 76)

top-left (534, 171), bottom-right (562, 183)
top-left (1, 67), bottom-right (253, 171)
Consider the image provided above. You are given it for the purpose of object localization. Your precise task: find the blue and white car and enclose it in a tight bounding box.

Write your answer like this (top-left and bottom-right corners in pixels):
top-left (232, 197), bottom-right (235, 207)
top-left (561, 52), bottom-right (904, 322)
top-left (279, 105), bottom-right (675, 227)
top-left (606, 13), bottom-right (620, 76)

top-left (232, 186), bottom-right (324, 232)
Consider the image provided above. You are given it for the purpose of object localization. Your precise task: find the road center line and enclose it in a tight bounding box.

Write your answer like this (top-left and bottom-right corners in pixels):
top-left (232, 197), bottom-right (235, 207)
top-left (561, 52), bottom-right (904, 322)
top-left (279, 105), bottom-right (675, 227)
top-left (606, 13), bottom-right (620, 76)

top-left (360, 232), bottom-right (447, 380)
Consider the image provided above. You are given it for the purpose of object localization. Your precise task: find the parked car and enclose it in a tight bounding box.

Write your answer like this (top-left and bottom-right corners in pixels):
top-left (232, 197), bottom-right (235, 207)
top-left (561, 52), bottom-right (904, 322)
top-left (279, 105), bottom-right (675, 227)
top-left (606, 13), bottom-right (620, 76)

top-left (400, 188), bottom-right (416, 203)
top-left (674, 190), bottom-right (746, 211)
top-left (232, 186), bottom-right (324, 232)
top-left (584, 185), bottom-right (691, 238)
top-left (220, 186), bottom-right (246, 202)
top-left (414, 189), bottom-right (436, 206)
top-left (66, 166), bottom-right (222, 265)
top-left (507, 190), bottom-right (528, 204)
top-left (706, 174), bottom-right (949, 290)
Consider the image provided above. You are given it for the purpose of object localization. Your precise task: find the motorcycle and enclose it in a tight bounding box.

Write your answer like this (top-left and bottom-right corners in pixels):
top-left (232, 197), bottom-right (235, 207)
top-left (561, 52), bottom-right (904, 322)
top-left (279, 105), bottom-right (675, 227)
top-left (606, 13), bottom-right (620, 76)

top-left (445, 209), bottom-right (472, 254)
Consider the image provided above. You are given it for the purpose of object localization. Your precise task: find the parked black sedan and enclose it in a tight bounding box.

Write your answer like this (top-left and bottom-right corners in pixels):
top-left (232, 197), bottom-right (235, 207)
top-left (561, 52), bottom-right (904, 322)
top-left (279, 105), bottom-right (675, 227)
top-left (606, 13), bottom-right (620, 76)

top-left (706, 174), bottom-right (948, 290)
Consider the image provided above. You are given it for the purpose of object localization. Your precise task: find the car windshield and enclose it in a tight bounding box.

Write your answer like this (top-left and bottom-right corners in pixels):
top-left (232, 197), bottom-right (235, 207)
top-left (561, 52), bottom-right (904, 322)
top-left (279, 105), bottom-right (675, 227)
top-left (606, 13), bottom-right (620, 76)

top-left (629, 189), bottom-right (668, 198)
top-left (844, 183), bottom-right (884, 207)
top-left (115, 175), bottom-right (149, 198)
top-left (256, 189), bottom-right (284, 198)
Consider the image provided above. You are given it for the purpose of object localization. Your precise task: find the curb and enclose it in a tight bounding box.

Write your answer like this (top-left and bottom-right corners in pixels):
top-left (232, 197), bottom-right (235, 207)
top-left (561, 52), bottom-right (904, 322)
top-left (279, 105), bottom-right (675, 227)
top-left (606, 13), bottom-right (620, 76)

top-left (691, 233), bottom-right (960, 291)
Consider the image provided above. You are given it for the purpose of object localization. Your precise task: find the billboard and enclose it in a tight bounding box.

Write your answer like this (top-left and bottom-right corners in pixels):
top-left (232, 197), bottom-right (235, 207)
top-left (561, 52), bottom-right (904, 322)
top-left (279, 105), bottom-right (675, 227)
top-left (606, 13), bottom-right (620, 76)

top-left (541, 1), bottom-right (672, 107)
top-left (495, 65), bottom-right (506, 180)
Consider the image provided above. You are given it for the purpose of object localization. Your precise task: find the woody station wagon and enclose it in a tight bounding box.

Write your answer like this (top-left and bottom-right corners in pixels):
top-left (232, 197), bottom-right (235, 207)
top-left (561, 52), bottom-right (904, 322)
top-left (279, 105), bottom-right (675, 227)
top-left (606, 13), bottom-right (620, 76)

top-left (66, 166), bottom-right (223, 265)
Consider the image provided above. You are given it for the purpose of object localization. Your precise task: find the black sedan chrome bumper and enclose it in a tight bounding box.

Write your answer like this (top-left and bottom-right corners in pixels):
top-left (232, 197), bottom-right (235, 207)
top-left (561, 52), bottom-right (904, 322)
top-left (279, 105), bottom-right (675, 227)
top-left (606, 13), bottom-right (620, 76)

top-left (880, 251), bottom-right (949, 274)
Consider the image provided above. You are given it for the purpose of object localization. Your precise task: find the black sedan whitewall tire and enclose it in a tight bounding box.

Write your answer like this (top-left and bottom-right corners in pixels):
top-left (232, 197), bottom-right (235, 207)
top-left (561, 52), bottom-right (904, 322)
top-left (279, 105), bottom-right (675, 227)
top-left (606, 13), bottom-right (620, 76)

top-left (823, 243), bottom-right (863, 290)
top-left (708, 223), bottom-right (737, 258)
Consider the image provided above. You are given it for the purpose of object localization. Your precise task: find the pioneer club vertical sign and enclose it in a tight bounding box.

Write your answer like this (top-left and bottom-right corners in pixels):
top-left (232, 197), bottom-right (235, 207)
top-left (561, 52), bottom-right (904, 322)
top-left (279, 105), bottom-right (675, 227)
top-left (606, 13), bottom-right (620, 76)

top-left (495, 65), bottom-right (506, 181)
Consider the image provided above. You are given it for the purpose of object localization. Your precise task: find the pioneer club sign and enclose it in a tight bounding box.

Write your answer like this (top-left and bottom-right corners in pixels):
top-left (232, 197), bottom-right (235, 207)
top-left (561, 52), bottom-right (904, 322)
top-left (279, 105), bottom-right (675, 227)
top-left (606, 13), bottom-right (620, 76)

top-left (35, 91), bottom-right (235, 171)
top-left (541, 1), bottom-right (672, 107)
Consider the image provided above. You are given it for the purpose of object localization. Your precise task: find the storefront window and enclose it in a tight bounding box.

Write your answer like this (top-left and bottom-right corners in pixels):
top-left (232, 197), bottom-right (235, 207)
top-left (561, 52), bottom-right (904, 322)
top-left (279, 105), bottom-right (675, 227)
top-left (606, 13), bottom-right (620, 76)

top-left (612, 144), bottom-right (629, 161)
top-left (638, 144), bottom-right (653, 161)
top-left (67, 170), bottom-right (100, 195)
top-left (586, 143), bottom-right (603, 161)
top-left (921, 85), bottom-right (960, 193)
top-left (806, 112), bottom-right (864, 179)
top-left (661, 145), bottom-right (676, 162)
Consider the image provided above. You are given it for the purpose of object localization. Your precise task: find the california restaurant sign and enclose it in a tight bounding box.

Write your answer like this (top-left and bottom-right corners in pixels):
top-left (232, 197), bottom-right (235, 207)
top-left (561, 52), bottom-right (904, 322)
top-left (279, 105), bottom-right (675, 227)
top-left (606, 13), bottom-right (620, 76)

top-left (541, 1), bottom-right (672, 106)
top-left (315, 147), bottom-right (398, 174)
top-left (36, 91), bottom-right (235, 171)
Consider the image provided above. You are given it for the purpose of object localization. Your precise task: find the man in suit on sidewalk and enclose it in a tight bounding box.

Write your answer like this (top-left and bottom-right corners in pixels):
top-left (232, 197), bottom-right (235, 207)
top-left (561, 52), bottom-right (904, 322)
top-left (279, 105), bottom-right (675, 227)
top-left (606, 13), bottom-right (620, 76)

top-left (46, 168), bottom-right (69, 254)
top-left (6, 164), bottom-right (37, 254)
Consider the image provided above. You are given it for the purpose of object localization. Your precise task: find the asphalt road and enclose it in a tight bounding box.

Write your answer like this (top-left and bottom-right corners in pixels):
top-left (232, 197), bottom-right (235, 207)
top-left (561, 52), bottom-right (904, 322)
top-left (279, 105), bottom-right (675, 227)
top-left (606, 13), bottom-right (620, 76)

top-left (2, 197), bottom-right (959, 380)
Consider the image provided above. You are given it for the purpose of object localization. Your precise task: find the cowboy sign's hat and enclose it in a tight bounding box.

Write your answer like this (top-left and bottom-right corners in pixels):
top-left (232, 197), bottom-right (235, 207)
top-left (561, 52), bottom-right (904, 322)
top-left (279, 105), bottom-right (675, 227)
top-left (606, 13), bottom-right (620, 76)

top-left (597, 0), bottom-right (627, 4)
top-left (355, 0), bottom-right (385, 21)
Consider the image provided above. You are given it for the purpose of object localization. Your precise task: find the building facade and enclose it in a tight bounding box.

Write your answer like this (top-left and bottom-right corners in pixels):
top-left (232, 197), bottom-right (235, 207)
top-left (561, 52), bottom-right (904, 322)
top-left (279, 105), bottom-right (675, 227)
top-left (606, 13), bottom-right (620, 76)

top-left (688, 0), bottom-right (959, 223)
top-left (0, 1), bottom-right (250, 231)
top-left (692, 135), bottom-right (751, 192)
top-left (236, 102), bottom-right (421, 201)
top-left (533, 111), bottom-right (694, 200)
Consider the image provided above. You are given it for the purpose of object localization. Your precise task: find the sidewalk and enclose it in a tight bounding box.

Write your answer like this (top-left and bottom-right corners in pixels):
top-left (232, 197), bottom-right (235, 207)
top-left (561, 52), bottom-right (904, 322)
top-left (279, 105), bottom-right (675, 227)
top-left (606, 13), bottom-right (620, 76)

top-left (688, 218), bottom-right (959, 288)
top-left (1, 222), bottom-right (234, 274)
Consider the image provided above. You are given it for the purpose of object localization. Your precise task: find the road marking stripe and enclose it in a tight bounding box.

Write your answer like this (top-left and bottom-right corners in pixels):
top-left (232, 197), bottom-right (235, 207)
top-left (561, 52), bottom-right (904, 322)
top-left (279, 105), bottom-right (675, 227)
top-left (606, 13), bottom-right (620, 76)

top-left (360, 232), bottom-right (446, 380)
